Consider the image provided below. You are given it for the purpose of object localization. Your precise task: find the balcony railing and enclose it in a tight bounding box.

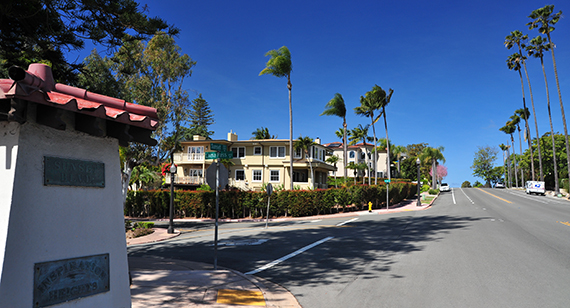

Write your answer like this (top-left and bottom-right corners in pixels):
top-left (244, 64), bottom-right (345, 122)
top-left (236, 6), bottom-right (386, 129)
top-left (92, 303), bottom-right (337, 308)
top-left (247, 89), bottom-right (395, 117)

top-left (174, 152), bottom-right (204, 163)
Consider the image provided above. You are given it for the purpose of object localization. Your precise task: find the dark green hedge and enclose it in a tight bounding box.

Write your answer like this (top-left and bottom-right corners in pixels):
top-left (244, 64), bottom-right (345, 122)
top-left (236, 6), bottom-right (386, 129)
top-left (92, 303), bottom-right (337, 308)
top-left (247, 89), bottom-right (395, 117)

top-left (125, 181), bottom-right (417, 219)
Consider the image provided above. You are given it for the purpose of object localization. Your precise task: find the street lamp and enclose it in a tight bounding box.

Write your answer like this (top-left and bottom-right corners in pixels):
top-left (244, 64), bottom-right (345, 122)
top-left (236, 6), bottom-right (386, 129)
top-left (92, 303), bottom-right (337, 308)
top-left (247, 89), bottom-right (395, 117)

top-left (416, 158), bottom-right (421, 207)
top-left (168, 162), bottom-right (177, 234)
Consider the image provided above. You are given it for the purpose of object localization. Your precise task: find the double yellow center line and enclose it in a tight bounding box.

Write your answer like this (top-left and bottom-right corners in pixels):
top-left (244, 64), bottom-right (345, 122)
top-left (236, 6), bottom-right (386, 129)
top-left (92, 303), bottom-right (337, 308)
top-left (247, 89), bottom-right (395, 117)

top-left (476, 188), bottom-right (512, 203)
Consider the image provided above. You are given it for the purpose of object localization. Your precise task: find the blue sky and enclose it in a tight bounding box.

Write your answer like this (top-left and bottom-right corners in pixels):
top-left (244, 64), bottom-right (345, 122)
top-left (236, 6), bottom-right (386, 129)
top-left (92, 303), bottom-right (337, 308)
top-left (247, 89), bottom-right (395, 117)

top-left (76, 0), bottom-right (570, 187)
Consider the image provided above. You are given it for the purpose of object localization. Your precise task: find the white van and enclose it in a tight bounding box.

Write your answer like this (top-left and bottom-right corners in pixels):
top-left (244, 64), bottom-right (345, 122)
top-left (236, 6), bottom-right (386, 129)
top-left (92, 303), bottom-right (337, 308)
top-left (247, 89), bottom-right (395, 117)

top-left (526, 181), bottom-right (545, 195)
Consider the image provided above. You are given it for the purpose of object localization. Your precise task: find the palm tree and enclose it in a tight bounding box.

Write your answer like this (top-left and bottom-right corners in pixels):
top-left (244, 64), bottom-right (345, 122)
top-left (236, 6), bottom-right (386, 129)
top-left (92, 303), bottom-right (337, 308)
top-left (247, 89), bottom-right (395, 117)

top-left (509, 113), bottom-right (524, 185)
top-left (251, 127), bottom-right (275, 140)
top-left (321, 93), bottom-right (348, 182)
top-left (500, 123), bottom-right (518, 187)
top-left (505, 31), bottom-right (542, 181)
top-left (260, 46), bottom-right (293, 189)
top-left (346, 162), bottom-right (358, 185)
top-left (506, 53), bottom-right (536, 182)
top-left (527, 35), bottom-right (559, 192)
top-left (349, 124), bottom-right (373, 184)
top-left (355, 85), bottom-right (386, 185)
top-left (420, 147), bottom-right (445, 190)
top-left (528, 5), bottom-right (568, 190)
top-left (294, 136), bottom-right (316, 188)
top-left (325, 155), bottom-right (340, 187)
top-left (499, 144), bottom-right (510, 187)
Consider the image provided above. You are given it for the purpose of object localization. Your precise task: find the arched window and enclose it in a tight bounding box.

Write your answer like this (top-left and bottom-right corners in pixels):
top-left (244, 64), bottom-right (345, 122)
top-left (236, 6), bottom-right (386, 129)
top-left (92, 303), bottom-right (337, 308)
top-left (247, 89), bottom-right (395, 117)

top-left (349, 151), bottom-right (355, 158)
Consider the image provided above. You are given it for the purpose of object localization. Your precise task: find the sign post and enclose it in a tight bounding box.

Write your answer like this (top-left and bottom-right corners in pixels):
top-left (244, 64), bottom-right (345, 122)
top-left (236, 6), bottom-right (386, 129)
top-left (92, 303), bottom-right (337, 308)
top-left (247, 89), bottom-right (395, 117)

top-left (207, 144), bottom-right (232, 270)
top-left (265, 183), bottom-right (273, 229)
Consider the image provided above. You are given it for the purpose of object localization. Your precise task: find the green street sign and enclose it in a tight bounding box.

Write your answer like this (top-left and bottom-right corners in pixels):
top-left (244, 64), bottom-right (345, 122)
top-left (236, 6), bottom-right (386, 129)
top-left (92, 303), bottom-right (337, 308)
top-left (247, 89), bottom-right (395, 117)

top-left (205, 152), bottom-right (218, 159)
top-left (210, 143), bottom-right (227, 152)
top-left (218, 151), bottom-right (234, 159)
top-left (205, 151), bottom-right (234, 160)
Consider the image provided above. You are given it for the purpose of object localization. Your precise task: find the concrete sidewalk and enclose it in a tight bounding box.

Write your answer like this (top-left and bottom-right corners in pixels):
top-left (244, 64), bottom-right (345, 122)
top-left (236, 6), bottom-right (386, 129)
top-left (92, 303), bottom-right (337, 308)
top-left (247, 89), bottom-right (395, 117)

top-left (128, 197), bottom-right (434, 307)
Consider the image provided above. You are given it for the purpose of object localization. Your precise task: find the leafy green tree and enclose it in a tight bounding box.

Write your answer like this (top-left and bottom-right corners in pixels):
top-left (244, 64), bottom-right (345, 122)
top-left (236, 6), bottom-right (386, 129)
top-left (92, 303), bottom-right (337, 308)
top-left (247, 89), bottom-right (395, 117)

top-left (321, 93), bottom-right (348, 181)
top-left (87, 33), bottom-right (196, 200)
top-left (527, 35), bottom-right (559, 192)
top-left (500, 123), bottom-right (518, 187)
top-left (528, 5), bottom-right (569, 190)
top-left (520, 133), bottom-right (568, 191)
top-left (294, 136), bottom-right (316, 188)
top-left (260, 46), bottom-right (293, 190)
top-left (188, 94), bottom-right (215, 139)
top-left (420, 146), bottom-right (445, 189)
top-left (251, 127), bottom-right (275, 140)
top-left (461, 181), bottom-right (472, 188)
top-left (77, 49), bottom-right (122, 97)
top-left (473, 181), bottom-right (483, 188)
top-left (471, 146), bottom-right (499, 187)
top-left (346, 162), bottom-right (358, 185)
top-left (129, 164), bottom-right (160, 190)
top-left (0, 0), bottom-right (177, 84)
top-left (400, 156), bottom-right (419, 181)
top-left (506, 31), bottom-right (542, 181)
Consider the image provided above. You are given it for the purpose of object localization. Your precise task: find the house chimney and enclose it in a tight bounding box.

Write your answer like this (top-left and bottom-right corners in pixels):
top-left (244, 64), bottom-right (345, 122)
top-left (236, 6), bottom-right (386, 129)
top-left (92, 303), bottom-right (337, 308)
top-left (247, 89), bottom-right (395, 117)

top-left (315, 137), bottom-right (321, 145)
top-left (193, 135), bottom-right (206, 141)
top-left (227, 130), bottom-right (238, 141)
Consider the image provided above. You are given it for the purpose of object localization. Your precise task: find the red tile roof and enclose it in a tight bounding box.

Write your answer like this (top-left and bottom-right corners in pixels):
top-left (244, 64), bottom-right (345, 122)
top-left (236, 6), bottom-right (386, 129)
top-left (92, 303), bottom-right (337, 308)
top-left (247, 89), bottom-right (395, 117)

top-left (0, 63), bottom-right (158, 145)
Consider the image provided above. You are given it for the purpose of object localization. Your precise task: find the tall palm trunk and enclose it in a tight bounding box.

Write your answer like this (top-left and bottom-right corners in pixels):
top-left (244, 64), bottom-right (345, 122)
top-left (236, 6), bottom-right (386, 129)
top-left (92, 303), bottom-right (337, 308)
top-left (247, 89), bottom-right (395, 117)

top-left (370, 117), bottom-right (377, 185)
top-left (288, 78), bottom-right (293, 191)
top-left (517, 69), bottom-right (535, 181)
top-left (511, 134), bottom-right (519, 187)
top-left (383, 108), bottom-right (391, 181)
top-left (540, 54), bottom-right (559, 192)
top-left (517, 126), bottom-right (525, 185)
top-left (547, 32), bottom-right (570, 192)
top-left (521, 58), bottom-right (543, 181)
top-left (343, 120), bottom-right (348, 182)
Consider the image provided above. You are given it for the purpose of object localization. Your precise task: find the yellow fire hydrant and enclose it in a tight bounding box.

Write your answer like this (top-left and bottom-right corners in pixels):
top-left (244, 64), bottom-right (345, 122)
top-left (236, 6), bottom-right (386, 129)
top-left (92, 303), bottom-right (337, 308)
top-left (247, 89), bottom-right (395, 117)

top-left (368, 201), bottom-right (372, 212)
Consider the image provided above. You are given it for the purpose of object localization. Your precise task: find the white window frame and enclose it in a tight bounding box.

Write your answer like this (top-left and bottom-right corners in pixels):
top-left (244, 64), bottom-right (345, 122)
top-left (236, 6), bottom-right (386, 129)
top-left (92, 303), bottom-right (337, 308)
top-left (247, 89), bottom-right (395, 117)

top-left (254, 146), bottom-right (262, 155)
top-left (252, 169), bottom-right (262, 182)
top-left (270, 146), bottom-right (286, 159)
top-left (294, 148), bottom-right (302, 159)
top-left (232, 147), bottom-right (245, 159)
top-left (235, 169), bottom-right (245, 181)
top-left (270, 170), bottom-right (280, 182)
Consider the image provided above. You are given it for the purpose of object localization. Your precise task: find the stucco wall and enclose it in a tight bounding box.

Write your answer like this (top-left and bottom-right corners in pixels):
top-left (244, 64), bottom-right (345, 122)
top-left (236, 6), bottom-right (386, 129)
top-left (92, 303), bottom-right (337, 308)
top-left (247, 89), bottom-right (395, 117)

top-left (0, 121), bottom-right (130, 307)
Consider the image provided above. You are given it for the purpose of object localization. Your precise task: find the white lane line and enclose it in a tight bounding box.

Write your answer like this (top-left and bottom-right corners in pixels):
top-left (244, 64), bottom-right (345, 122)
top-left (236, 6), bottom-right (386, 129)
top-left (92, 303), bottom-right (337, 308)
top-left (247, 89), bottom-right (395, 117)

top-left (507, 191), bottom-right (549, 204)
top-left (336, 218), bottom-right (358, 226)
top-left (460, 188), bottom-right (475, 204)
top-left (310, 220), bottom-right (322, 223)
top-left (245, 236), bottom-right (334, 275)
top-left (452, 188), bottom-right (456, 204)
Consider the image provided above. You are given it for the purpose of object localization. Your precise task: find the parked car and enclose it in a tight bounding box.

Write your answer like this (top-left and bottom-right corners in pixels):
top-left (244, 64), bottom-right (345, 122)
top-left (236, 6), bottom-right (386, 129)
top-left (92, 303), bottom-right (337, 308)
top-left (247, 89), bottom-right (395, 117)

top-left (440, 183), bottom-right (450, 192)
top-left (495, 182), bottom-right (505, 188)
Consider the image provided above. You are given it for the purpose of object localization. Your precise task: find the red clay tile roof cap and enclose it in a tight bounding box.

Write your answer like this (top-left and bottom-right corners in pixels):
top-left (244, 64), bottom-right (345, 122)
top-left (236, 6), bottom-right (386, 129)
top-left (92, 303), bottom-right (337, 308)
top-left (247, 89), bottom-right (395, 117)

top-left (0, 63), bottom-right (159, 145)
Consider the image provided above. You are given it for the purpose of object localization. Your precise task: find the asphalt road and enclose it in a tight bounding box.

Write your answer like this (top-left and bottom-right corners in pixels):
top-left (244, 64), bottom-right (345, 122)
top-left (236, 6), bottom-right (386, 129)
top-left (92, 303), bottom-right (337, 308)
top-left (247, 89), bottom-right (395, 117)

top-left (128, 188), bottom-right (570, 307)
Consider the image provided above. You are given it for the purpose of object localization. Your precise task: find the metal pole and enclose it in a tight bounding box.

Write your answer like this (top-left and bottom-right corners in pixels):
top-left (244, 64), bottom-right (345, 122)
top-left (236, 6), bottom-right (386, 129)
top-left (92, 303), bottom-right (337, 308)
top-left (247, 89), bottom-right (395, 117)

top-left (214, 159), bottom-right (220, 270)
top-left (265, 197), bottom-right (271, 229)
top-left (168, 152), bottom-right (175, 234)
top-left (417, 159), bottom-right (421, 207)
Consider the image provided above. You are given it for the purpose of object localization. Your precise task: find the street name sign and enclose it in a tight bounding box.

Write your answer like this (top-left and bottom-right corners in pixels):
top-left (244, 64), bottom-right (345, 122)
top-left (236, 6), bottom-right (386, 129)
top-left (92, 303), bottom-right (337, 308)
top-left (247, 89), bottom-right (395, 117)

top-left (205, 151), bottom-right (234, 160)
top-left (210, 143), bottom-right (227, 152)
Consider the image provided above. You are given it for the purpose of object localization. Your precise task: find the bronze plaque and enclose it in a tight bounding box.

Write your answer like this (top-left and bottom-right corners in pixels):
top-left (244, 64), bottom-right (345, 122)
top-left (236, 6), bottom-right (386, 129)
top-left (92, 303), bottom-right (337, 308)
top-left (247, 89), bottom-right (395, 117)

top-left (44, 156), bottom-right (105, 187)
top-left (34, 254), bottom-right (110, 307)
